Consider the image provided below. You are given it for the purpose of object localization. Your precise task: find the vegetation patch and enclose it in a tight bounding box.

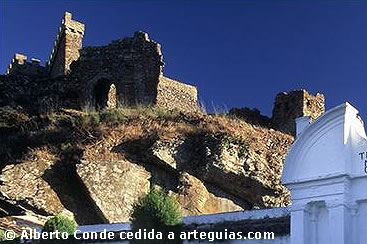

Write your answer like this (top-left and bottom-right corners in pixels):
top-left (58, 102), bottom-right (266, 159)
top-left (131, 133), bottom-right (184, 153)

top-left (131, 188), bottom-right (182, 243)
top-left (42, 214), bottom-right (77, 236)
top-left (0, 106), bottom-right (34, 131)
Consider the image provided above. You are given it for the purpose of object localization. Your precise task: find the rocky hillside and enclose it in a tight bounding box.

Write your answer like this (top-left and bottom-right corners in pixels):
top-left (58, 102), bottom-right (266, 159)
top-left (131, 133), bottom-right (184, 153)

top-left (0, 106), bottom-right (293, 224)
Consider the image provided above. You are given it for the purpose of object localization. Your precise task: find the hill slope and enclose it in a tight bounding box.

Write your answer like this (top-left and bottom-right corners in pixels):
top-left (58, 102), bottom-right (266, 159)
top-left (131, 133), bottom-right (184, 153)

top-left (0, 106), bottom-right (293, 224)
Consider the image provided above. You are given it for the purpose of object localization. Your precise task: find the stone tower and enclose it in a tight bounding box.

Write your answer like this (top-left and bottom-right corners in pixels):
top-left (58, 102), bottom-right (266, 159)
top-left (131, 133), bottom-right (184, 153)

top-left (47, 12), bottom-right (85, 78)
top-left (271, 89), bottom-right (325, 135)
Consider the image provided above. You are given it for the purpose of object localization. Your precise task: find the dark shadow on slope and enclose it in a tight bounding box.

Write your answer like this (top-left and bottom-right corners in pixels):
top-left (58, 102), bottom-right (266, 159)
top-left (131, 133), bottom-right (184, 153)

top-left (0, 200), bottom-right (24, 218)
top-left (42, 161), bottom-right (108, 225)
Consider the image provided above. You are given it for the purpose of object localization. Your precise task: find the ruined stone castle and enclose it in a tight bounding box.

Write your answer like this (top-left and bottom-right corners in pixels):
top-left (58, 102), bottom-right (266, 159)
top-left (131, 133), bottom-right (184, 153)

top-left (3, 12), bottom-right (325, 135)
top-left (5, 12), bottom-right (198, 112)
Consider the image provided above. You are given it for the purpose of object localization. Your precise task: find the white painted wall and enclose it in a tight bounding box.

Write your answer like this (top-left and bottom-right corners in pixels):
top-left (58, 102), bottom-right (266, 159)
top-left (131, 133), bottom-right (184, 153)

top-left (183, 208), bottom-right (289, 225)
top-left (283, 102), bottom-right (367, 244)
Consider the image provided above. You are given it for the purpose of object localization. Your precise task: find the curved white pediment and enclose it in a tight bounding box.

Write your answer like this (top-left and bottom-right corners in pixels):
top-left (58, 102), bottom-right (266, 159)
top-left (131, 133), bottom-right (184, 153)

top-left (282, 102), bottom-right (367, 185)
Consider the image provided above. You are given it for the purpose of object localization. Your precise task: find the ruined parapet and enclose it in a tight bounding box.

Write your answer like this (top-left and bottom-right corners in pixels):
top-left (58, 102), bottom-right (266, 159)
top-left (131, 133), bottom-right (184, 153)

top-left (76, 31), bottom-right (164, 108)
top-left (271, 89), bottom-right (325, 135)
top-left (156, 76), bottom-right (198, 113)
top-left (47, 12), bottom-right (85, 78)
top-left (6, 53), bottom-right (46, 77)
top-left (6, 53), bottom-right (27, 75)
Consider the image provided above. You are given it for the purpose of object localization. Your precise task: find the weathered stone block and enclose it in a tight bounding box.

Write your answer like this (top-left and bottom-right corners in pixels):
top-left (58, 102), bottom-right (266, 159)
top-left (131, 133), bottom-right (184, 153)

top-left (77, 159), bottom-right (151, 223)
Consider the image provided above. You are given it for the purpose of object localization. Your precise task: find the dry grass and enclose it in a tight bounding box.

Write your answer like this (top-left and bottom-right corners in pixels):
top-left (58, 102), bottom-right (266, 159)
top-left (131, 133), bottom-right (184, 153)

top-left (76, 106), bottom-right (294, 165)
top-left (0, 105), bottom-right (294, 172)
top-left (0, 106), bottom-right (35, 131)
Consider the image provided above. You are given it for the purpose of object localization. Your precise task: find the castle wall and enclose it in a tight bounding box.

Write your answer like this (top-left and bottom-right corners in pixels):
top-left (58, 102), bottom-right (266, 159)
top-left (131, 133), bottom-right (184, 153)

top-left (157, 76), bottom-right (198, 113)
top-left (48, 29), bottom-right (66, 78)
top-left (64, 12), bottom-right (85, 74)
top-left (271, 90), bottom-right (325, 135)
top-left (6, 53), bottom-right (45, 77)
top-left (47, 12), bottom-right (84, 78)
top-left (75, 31), bottom-right (164, 108)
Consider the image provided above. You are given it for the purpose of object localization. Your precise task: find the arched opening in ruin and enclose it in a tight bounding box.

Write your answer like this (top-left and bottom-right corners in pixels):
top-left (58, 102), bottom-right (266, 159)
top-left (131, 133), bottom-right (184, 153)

top-left (94, 78), bottom-right (117, 110)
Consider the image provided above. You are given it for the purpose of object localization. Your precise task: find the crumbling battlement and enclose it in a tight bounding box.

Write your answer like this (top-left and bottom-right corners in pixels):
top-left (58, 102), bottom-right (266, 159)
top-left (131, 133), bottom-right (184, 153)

top-left (231, 90), bottom-right (325, 136)
top-left (6, 53), bottom-right (45, 77)
top-left (46, 12), bottom-right (85, 78)
top-left (271, 90), bottom-right (325, 135)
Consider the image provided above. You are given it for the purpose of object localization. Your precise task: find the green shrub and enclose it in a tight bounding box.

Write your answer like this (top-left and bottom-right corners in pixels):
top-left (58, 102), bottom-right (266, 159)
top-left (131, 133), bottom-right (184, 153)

top-left (100, 109), bottom-right (129, 124)
top-left (0, 106), bottom-right (32, 130)
top-left (131, 188), bottom-right (182, 243)
top-left (0, 229), bottom-right (19, 242)
top-left (50, 111), bottom-right (100, 130)
top-left (0, 229), bottom-right (6, 241)
top-left (144, 106), bottom-right (180, 120)
top-left (80, 112), bottom-right (100, 128)
top-left (50, 114), bottom-right (78, 128)
top-left (42, 214), bottom-right (77, 236)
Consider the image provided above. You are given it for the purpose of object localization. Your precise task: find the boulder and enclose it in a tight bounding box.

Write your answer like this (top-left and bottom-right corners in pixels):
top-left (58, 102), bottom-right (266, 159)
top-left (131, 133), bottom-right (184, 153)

top-left (77, 159), bottom-right (151, 223)
top-left (0, 154), bottom-right (65, 216)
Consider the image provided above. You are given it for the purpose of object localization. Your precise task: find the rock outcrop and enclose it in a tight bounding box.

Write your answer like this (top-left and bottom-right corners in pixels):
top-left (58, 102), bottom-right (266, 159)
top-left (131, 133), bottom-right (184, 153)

top-left (0, 107), bottom-right (293, 224)
top-left (148, 132), bottom-right (291, 209)
top-left (0, 149), bottom-right (65, 216)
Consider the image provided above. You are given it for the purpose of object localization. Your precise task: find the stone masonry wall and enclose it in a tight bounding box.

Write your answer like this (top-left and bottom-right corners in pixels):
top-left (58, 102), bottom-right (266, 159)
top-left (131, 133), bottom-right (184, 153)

top-left (6, 53), bottom-right (45, 77)
top-left (75, 31), bottom-right (164, 108)
top-left (271, 89), bottom-right (325, 135)
top-left (47, 12), bottom-right (84, 78)
top-left (64, 12), bottom-right (85, 75)
top-left (48, 32), bottom-right (66, 78)
top-left (157, 76), bottom-right (198, 113)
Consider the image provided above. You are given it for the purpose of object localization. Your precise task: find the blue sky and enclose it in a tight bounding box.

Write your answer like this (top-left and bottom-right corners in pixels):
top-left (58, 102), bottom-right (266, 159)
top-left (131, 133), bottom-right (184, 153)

top-left (2, 1), bottom-right (367, 116)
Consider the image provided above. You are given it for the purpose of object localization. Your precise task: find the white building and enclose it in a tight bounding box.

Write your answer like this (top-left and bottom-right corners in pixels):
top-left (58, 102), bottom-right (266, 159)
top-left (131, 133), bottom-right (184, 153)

top-left (282, 102), bottom-right (367, 244)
